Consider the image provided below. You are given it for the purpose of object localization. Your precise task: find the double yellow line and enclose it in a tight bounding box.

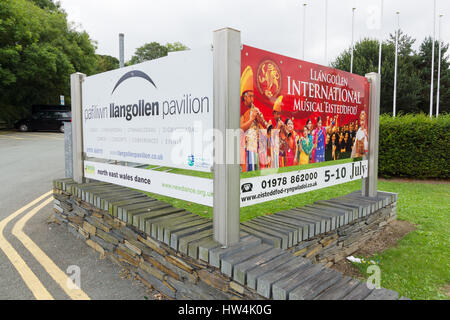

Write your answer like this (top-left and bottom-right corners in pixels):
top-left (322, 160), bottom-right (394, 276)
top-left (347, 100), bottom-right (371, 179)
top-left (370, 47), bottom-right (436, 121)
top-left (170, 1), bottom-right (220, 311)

top-left (0, 132), bottom-right (63, 140)
top-left (0, 191), bottom-right (90, 300)
top-left (0, 132), bottom-right (24, 140)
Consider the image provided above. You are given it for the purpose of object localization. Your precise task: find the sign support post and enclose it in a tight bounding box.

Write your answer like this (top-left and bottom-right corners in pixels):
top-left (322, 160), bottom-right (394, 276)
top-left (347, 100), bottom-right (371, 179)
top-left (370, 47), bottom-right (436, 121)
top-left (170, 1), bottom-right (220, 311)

top-left (70, 72), bottom-right (86, 184)
top-left (64, 122), bottom-right (73, 178)
top-left (212, 28), bottom-right (241, 247)
top-left (362, 72), bottom-right (381, 197)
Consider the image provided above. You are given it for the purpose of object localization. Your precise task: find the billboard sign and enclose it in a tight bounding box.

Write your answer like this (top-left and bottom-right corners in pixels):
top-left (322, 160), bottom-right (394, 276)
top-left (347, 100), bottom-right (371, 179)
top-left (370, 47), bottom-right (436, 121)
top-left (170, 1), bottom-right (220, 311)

top-left (82, 49), bottom-right (213, 172)
top-left (240, 45), bottom-right (370, 172)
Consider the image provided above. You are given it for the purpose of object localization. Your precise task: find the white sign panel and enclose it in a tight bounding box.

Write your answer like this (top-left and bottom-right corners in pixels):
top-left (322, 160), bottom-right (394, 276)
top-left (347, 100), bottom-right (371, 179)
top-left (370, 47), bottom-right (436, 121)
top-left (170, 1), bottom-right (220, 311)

top-left (84, 160), bottom-right (367, 208)
top-left (240, 160), bottom-right (368, 207)
top-left (82, 49), bottom-right (213, 172)
top-left (84, 161), bottom-right (213, 206)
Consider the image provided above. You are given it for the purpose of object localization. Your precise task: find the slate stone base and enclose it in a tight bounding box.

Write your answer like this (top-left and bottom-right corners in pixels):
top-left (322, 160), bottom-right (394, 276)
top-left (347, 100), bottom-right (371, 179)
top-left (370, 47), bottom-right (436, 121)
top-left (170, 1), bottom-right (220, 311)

top-left (52, 178), bottom-right (404, 300)
top-left (288, 202), bottom-right (397, 267)
top-left (52, 182), bottom-right (264, 300)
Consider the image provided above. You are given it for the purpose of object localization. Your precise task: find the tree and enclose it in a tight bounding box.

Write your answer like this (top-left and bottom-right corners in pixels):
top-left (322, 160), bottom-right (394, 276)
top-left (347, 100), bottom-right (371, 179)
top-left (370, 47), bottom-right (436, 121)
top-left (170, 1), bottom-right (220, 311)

top-left (166, 42), bottom-right (189, 52)
top-left (384, 31), bottom-right (422, 114)
top-left (95, 54), bottom-right (119, 73)
top-left (28, 0), bottom-right (59, 11)
top-left (0, 0), bottom-right (98, 125)
top-left (128, 42), bottom-right (169, 65)
top-left (127, 41), bottom-right (189, 65)
top-left (331, 32), bottom-right (423, 114)
top-left (416, 37), bottom-right (450, 114)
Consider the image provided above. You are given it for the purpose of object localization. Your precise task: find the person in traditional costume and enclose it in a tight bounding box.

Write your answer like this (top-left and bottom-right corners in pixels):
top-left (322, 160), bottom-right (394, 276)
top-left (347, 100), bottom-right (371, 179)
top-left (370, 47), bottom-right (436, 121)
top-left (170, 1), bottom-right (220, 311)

top-left (258, 128), bottom-right (270, 169)
top-left (305, 119), bottom-right (314, 162)
top-left (325, 133), bottom-right (332, 162)
top-left (340, 131), bottom-right (352, 159)
top-left (298, 125), bottom-right (313, 165)
top-left (267, 96), bottom-right (286, 168)
top-left (240, 66), bottom-right (270, 172)
top-left (325, 132), bottom-right (339, 161)
top-left (351, 111), bottom-right (368, 158)
top-left (311, 116), bottom-right (327, 163)
top-left (284, 118), bottom-right (298, 167)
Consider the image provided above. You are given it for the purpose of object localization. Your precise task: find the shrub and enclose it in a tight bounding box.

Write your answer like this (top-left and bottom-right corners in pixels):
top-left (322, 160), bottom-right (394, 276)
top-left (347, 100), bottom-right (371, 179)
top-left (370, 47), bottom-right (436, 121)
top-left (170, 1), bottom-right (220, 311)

top-left (379, 113), bottom-right (450, 179)
top-left (0, 104), bottom-right (30, 128)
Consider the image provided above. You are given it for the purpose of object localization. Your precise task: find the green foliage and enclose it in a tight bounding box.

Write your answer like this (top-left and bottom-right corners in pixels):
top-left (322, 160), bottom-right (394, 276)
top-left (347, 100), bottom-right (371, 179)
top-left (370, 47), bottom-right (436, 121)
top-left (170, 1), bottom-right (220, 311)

top-left (331, 32), bottom-right (450, 115)
top-left (379, 113), bottom-right (450, 179)
top-left (28, 0), bottom-right (59, 11)
top-left (95, 54), bottom-right (119, 73)
top-left (416, 37), bottom-right (450, 114)
top-left (0, 105), bottom-right (30, 128)
top-left (0, 0), bottom-right (98, 124)
top-left (166, 41), bottom-right (189, 52)
top-left (128, 42), bottom-right (168, 65)
top-left (127, 41), bottom-right (189, 66)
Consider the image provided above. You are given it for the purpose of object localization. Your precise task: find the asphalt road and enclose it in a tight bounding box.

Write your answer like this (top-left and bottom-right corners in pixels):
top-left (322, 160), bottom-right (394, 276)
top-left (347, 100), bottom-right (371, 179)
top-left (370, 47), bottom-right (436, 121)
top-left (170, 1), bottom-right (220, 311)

top-left (0, 130), bottom-right (152, 300)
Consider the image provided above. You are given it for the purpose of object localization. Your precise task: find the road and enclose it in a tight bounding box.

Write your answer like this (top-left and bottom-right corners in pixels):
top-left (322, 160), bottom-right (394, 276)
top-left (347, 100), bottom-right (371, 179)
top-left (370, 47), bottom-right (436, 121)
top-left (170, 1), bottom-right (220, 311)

top-left (0, 130), bottom-right (152, 300)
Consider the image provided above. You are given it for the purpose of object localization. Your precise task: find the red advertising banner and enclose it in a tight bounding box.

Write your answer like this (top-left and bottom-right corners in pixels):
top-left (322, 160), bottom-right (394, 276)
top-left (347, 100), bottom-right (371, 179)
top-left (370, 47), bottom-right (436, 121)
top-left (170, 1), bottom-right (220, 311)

top-left (240, 45), bottom-right (370, 172)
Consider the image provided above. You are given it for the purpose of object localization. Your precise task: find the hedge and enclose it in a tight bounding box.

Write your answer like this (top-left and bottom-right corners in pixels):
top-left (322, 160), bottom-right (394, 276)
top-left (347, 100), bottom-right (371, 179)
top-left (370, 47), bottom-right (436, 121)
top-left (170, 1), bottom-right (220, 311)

top-left (0, 105), bottom-right (30, 128)
top-left (379, 113), bottom-right (450, 179)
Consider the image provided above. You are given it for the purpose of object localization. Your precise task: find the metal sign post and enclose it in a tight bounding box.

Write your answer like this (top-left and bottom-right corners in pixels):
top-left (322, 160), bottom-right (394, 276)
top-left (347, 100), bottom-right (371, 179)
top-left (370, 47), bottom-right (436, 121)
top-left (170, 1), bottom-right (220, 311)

top-left (64, 122), bottom-right (73, 178)
top-left (212, 28), bottom-right (241, 246)
top-left (362, 72), bottom-right (381, 197)
top-left (70, 72), bottom-right (86, 184)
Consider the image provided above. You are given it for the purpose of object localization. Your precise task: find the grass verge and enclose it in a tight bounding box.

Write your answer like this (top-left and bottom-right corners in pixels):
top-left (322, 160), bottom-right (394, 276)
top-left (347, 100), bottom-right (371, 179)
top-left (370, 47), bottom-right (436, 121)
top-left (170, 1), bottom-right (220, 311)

top-left (351, 180), bottom-right (449, 300)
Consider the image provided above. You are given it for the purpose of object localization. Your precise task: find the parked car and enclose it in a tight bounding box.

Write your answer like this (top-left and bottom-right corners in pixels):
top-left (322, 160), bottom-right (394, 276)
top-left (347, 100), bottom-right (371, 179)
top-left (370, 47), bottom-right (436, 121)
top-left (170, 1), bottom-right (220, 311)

top-left (15, 105), bottom-right (71, 133)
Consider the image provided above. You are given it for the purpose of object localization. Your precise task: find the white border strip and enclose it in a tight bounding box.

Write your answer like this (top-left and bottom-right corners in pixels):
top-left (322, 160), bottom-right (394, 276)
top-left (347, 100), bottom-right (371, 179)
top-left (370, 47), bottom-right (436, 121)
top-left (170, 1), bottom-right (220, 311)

top-left (84, 161), bottom-right (213, 207)
top-left (84, 160), bottom-right (367, 209)
top-left (240, 160), bottom-right (368, 207)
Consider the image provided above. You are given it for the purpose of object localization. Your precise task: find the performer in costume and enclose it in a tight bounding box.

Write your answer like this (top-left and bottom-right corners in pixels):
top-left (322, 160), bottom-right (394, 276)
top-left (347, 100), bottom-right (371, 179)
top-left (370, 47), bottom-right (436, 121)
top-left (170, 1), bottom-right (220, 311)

top-left (340, 131), bottom-right (351, 159)
top-left (258, 128), bottom-right (269, 169)
top-left (299, 126), bottom-right (313, 165)
top-left (347, 121), bottom-right (355, 147)
top-left (311, 116), bottom-right (327, 163)
top-left (305, 119), bottom-right (314, 162)
top-left (325, 133), bottom-right (332, 162)
top-left (351, 111), bottom-right (368, 158)
top-left (267, 96), bottom-right (285, 169)
top-left (284, 118), bottom-right (298, 166)
top-left (240, 66), bottom-right (270, 172)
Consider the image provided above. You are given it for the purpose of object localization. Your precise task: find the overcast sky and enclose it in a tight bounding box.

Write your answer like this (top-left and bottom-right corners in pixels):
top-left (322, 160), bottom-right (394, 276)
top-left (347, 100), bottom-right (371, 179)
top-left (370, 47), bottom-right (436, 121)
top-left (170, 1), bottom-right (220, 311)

top-left (58, 0), bottom-right (449, 67)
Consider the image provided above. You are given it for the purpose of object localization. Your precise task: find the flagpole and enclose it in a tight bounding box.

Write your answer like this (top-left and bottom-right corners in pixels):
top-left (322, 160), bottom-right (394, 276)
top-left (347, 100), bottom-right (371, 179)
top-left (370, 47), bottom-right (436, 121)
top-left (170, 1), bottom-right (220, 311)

top-left (436, 14), bottom-right (443, 118)
top-left (302, 3), bottom-right (307, 60)
top-left (393, 12), bottom-right (400, 118)
top-left (430, 0), bottom-right (436, 118)
top-left (378, 0), bottom-right (384, 74)
top-left (350, 7), bottom-right (356, 73)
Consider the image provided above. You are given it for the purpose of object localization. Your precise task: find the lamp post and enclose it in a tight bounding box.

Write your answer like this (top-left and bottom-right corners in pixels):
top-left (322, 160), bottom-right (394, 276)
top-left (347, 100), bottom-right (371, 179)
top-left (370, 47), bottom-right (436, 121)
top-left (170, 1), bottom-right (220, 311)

top-left (393, 12), bottom-right (400, 118)
top-left (350, 7), bottom-right (356, 73)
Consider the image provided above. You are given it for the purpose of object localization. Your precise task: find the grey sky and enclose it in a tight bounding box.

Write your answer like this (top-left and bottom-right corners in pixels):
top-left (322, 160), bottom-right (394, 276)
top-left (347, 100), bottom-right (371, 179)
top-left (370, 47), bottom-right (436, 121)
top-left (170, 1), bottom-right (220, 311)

top-left (59, 0), bottom-right (449, 67)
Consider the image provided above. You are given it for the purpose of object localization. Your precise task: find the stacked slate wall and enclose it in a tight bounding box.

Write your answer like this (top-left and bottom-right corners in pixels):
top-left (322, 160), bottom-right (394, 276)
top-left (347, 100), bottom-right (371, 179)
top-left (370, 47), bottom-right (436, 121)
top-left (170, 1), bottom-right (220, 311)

top-left (52, 178), bottom-right (398, 300)
top-left (53, 182), bottom-right (264, 300)
top-left (288, 203), bottom-right (397, 267)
